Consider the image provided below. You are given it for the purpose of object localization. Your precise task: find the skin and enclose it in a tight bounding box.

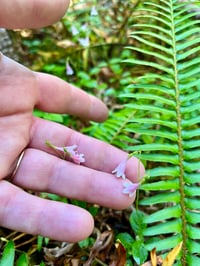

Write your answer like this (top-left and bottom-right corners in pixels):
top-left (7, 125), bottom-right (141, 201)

top-left (0, 0), bottom-right (145, 242)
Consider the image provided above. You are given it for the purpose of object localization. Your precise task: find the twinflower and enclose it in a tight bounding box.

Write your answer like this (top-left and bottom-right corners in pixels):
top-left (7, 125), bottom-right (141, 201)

top-left (122, 181), bottom-right (139, 198)
top-left (112, 158), bottom-right (128, 180)
top-left (66, 62), bottom-right (74, 76)
top-left (45, 140), bottom-right (85, 165)
top-left (112, 154), bottom-right (141, 197)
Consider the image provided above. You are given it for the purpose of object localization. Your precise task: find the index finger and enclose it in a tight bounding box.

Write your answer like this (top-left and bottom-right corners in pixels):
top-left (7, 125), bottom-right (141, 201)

top-left (34, 72), bottom-right (108, 122)
top-left (0, 0), bottom-right (70, 29)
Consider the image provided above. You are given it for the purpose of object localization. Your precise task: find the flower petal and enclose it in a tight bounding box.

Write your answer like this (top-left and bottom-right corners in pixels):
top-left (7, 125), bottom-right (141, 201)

top-left (112, 158), bottom-right (128, 180)
top-left (122, 181), bottom-right (139, 197)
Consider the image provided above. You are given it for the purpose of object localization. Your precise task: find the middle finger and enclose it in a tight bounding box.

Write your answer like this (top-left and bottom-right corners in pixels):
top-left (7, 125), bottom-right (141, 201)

top-left (13, 148), bottom-right (136, 209)
top-left (30, 117), bottom-right (145, 182)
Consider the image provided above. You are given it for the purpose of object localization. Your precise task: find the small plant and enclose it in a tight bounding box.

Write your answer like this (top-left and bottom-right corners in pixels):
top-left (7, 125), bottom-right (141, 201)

top-left (117, 210), bottom-right (148, 265)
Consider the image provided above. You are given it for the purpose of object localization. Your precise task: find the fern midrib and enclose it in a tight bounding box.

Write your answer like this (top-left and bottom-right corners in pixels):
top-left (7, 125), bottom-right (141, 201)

top-left (110, 110), bottom-right (135, 144)
top-left (170, 0), bottom-right (187, 263)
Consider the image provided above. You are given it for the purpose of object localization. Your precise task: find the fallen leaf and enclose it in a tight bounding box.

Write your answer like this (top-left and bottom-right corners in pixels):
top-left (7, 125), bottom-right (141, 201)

top-left (162, 241), bottom-right (183, 266)
top-left (150, 248), bottom-right (157, 266)
top-left (83, 229), bottom-right (113, 266)
top-left (109, 242), bottom-right (126, 266)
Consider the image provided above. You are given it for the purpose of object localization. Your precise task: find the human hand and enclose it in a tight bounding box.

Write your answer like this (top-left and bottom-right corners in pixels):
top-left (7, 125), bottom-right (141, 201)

top-left (0, 0), bottom-right (145, 242)
top-left (0, 55), bottom-right (144, 242)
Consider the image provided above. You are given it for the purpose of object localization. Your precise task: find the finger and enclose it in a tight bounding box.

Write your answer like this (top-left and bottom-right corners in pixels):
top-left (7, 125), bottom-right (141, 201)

top-left (13, 149), bottom-right (137, 210)
top-left (0, 0), bottom-right (70, 29)
top-left (0, 54), bottom-right (107, 122)
top-left (0, 180), bottom-right (94, 242)
top-left (34, 72), bottom-right (108, 122)
top-left (30, 118), bottom-right (145, 182)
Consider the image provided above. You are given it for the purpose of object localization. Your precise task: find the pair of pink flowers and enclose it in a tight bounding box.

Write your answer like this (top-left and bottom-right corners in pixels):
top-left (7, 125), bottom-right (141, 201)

top-left (46, 141), bottom-right (139, 197)
top-left (112, 157), bottom-right (139, 198)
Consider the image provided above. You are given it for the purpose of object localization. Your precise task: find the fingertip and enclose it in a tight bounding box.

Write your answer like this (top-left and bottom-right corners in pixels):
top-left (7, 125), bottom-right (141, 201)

top-left (118, 193), bottom-right (137, 210)
top-left (126, 157), bottom-right (146, 183)
top-left (138, 161), bottom-right (146, 182)
top-left (71, 208), bottom-right (94, 242)
top-left (90, 95), bottom-right (108, 122)
top-left (30, 0), bottom-right (70, 28)
top-left (44, 204), bottom-right (95, 242)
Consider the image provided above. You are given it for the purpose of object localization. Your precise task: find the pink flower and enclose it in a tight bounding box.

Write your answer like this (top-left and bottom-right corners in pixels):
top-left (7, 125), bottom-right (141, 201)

top-left (70, 152), bottom-right (85, 164)
top-left (46, 141), bottom-right (85, 165)
top-left (81, 23), bottom-right (88, 31)
top-left (62, 145), bottom-right (77, 154)
top-left (90, 6), bottom-right (98, 16)
top-left (66, 62), bottom-right (74, 76)
top-left (71, 25), bottom-right (79, 36)
top-left (57, 145), bottom-right (85, 164)
top-left (112, 158), bottom-right (128, 180)
top-left (78, 36), bottom-right (90, 47)
top-left (122, 181), bottom-right (139, 198)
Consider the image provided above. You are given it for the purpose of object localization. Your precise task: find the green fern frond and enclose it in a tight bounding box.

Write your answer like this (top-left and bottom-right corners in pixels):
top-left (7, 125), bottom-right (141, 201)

top-left (84, 0), bottom-right (200, 264)
top-left (82, 108), bottom-right (140, 149)
top-left (120, 0), bottom-right (200, 264)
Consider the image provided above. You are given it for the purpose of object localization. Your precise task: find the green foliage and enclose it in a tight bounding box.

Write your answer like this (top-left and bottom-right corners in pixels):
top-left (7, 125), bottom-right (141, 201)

top-left (0, 241), bottom-right (15, 266)
top-left (0, 240), bottom-right (29, 266)
top-left (16, 253), bottom-right (29, 266)
top-left (78, 237), bottom-right (95, 249)
top-left (117, 210), bottom-right (148, 265)
top-left (37, 236), bottom-right (49, 252)
top-left (86, 0), bottom-right (200, 265)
